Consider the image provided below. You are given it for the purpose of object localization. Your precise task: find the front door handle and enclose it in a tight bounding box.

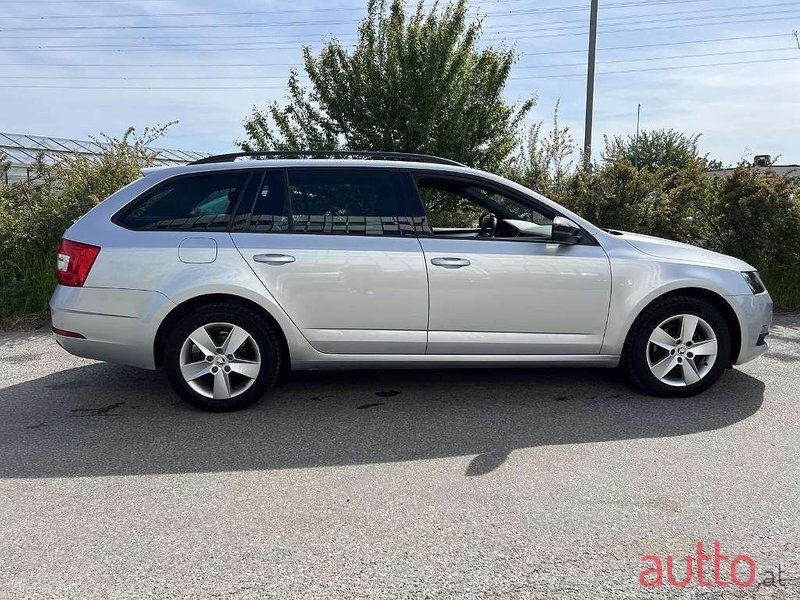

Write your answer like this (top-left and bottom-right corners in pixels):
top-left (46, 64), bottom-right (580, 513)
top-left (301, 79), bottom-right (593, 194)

top-left (253, 253), bottom-right (296, 265)
top-left (430, 257), bottom-right (471, 268)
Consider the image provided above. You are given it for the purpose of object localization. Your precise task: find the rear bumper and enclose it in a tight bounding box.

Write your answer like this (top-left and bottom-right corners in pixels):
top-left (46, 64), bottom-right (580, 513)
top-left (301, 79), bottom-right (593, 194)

top-left (727, 291), bottom-right (773, 366)
top-left (50, 286), bottom-right (175, 369)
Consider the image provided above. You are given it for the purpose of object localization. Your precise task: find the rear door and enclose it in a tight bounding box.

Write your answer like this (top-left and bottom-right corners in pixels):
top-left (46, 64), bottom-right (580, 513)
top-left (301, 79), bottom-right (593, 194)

top-left (230, 167), bottom-right (430, 354)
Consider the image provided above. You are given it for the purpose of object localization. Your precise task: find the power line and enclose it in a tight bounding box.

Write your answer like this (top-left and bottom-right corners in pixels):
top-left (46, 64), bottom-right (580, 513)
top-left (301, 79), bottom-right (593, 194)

top-left (490, 0), bottom-right (778, 18)
top-left (0, 7), bottom-right (367, 19)
top-left (0, 0), bottom-right (712, 9)
top-left (516, 46), bottom-right (798, 69)
top-left (0, 19), bottom-right (361, 32)
top-left (0, 74), bottom-right (300, 80)
top-left (3, 14), bottom-right (797, 51)
top-left (521, 33), bottom-right (790, 56)
top-left (484, 14), bottom-right (800, 40)
top-left (2, 16), bottom-right (796, 50)
top-left (0, 62), bottom-right (301, 67)
top-left (487, 11), bottom-right (800, 36)
top-left (0, 56), bottom-right (796, 89)
top-left (0, 33), bottom-right (789, 67)
top-left (5, 4), bottom-right (793, 42)
top-left (512, 55), bottom-right (800, 79)
top-left (0, 45), bottom-right (307, 52)
top-left (491, 7), bottom-right (800, 33)
top-left (0, 46), bottom-right (794, 77)
top-left (4, 5), bottom-right (791, 32)
top-left (3, 0), bottom-right (790, 22)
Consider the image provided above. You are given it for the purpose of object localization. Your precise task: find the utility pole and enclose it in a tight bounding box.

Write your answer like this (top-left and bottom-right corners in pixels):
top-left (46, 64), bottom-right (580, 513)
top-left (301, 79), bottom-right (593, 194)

top-left (634, 103), bottom-right (641, 169)
top-left (582, 0), bottom-right (599, 170)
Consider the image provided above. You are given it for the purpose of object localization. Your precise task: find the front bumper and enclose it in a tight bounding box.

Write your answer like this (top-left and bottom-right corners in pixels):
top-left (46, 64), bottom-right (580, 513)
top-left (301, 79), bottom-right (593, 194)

top-left (726, 291), bottom-right (773, 365)
top-left (50, 286), bottom-right (175, 369)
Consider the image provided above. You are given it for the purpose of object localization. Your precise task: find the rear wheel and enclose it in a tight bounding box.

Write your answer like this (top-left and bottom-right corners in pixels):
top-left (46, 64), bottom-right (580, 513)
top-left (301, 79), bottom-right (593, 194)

top-left (622, 296), bottom-right (731, 397)
top-left (164, 303), bottom-right (280, 411)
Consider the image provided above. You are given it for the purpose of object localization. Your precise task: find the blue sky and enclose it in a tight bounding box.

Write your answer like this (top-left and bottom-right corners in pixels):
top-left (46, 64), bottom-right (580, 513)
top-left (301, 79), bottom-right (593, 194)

top-left (0, 0), bottom-right (798, 165)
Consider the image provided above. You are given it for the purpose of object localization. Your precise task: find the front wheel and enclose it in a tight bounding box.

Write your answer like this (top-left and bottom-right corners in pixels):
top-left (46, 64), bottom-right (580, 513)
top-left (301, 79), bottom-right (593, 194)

top-left (622, 296), bottom-right (731, 397)
top-left (164, 303), bottom-right (280, 411)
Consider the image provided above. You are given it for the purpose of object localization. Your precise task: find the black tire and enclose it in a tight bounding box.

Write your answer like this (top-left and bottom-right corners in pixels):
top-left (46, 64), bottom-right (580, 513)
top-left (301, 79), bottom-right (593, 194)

top-left (621, 295), bottom-right (732, 397)
top-left (164, 302), bottom-right (281, 412)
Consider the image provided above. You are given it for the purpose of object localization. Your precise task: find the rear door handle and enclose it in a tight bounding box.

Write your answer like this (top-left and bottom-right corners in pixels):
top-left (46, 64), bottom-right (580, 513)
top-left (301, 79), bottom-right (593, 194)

top-left (430, 257), bottom-right (471, 268)
top-left (253, 253), bottom-right (296, 265)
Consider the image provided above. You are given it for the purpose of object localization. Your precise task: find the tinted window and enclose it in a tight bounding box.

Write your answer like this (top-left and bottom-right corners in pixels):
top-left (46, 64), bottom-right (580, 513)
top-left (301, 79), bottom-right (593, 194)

top-left (119, 171), bottom-right (248, 231)
top-left (286, 169), bottom-right (425, 235)
top-left (236, 170), bottom-right (290, 232)
top-left (418, 186), bottom-right (483, 229)
top-left (417, 177), bottom-right (553, 239)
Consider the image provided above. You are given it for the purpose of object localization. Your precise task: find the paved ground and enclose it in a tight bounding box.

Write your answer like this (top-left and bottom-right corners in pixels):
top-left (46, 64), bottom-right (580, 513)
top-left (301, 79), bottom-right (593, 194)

top-left (0, 316), bottom-right (798, 599)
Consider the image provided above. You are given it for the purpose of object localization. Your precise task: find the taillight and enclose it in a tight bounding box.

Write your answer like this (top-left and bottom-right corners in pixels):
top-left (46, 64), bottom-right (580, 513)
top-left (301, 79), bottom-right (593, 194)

top-left (57, 239), bottom-right (100, 287)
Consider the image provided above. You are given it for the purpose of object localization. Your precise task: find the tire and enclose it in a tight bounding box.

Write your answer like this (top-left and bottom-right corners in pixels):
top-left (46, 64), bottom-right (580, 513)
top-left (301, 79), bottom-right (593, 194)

top-left (621, 296), bottom-right (731, 397)
top-left (164, 302), bottom-right (281, 412)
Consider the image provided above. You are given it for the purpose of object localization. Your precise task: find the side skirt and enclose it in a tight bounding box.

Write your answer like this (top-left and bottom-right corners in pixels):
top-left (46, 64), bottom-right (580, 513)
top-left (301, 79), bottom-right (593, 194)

top-left (291, 354), bottom-right (621, 371)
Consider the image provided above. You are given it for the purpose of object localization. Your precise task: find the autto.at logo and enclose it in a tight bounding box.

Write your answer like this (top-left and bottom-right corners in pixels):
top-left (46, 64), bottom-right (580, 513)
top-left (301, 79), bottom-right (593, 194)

top-left (640, 541), bottom-right (785, 589)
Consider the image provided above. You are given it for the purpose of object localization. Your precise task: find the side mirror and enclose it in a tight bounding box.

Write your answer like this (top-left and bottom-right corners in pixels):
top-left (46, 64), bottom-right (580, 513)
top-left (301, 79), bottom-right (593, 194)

top-left (551, 216), bottom-right (583, 245)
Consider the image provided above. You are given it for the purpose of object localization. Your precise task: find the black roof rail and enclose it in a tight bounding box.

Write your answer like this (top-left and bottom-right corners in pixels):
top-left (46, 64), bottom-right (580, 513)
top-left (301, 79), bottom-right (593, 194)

top-left (190, 150), bottom-right (466, 167)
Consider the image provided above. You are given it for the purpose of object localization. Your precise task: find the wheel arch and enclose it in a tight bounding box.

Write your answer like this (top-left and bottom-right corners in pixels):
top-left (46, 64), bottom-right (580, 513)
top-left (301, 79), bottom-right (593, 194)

top-left (153, 293), bottom-right (291, 370)
top-left (623, 287), bottom-right (742, 365)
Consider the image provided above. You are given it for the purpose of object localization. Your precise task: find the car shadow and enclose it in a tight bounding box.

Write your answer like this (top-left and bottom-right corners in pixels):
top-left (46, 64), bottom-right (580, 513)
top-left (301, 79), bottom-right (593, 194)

top-left (0, 363), bottom-right (764, 479)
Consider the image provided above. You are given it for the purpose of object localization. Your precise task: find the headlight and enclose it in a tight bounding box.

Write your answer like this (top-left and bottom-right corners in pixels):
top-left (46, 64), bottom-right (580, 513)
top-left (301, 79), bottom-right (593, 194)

top-left (741, 271), bottom-right (766, 294)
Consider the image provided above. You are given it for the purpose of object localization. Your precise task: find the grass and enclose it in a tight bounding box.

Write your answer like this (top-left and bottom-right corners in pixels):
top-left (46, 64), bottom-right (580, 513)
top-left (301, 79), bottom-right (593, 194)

top-left (0, 247), bottom-right (56, 324)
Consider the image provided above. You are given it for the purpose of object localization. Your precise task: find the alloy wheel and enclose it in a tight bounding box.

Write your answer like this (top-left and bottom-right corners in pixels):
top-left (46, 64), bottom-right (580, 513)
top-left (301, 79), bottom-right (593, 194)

top-left (179, 322), bottom-right (261, 399)
top-left (646, 314), bottom-right (718, 387)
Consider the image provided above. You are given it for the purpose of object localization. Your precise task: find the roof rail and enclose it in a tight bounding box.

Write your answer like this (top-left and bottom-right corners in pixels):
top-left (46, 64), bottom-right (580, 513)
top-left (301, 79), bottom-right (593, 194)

top-left (190, 150), bottom-right (466, 167)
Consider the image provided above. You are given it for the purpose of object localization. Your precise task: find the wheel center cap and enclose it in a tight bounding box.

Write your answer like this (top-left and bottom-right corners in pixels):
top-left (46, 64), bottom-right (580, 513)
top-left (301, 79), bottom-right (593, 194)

top-left (677, 345), bottom-right (687, 355)
top-left (216, 356), bottom-right (226, 364)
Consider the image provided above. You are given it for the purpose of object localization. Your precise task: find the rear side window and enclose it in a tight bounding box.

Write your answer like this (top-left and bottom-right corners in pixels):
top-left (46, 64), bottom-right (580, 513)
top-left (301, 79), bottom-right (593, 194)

top-left (284, 169), bottom-right (425, 236)
top-left (117, 171), bottom-right (249, 231)
top-left (234, 170), bottom-right (290, 232)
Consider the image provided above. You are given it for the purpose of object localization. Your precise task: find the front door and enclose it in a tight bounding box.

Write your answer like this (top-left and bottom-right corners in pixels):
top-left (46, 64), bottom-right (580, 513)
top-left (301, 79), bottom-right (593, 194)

top-left (415, 174), bottom-right (611, 355)
top-left (231, 167), bottom-right (429, 354)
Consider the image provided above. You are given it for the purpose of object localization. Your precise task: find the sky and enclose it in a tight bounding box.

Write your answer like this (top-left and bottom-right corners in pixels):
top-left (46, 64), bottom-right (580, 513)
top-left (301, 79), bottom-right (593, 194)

top-left (0, 0), bottom-right (798, 166)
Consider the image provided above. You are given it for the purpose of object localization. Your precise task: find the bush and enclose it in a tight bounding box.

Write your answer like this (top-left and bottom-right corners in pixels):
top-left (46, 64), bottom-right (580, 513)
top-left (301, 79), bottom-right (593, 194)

top-left (705, 166), bottom-right (800, 311)
top-left (502, 102), bottom-right (575, 204)
top-left (564, 158), bottom-right (714, 244)
top-left (0, 125), bottom-right (169, 321)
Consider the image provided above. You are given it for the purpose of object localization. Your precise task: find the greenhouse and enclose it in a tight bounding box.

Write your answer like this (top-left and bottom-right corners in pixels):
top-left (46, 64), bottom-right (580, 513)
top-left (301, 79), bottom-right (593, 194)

top-left (0, 132), bottom-right (206, 185)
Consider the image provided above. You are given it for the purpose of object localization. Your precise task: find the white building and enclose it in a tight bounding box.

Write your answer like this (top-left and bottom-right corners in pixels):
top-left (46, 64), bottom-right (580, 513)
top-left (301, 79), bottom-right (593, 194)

top-left (709, 154), bottom-right (800, 178)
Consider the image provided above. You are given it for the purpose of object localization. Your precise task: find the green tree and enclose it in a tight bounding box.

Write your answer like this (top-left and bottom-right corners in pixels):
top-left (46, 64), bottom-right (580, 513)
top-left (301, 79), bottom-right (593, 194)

top-left (241, 0), bottom-right (534, 171)
top-left (603, 128), bottom-right (721, 173)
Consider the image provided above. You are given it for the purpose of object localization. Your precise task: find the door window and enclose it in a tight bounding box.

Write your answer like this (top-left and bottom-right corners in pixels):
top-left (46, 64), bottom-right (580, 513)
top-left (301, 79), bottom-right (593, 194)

top-left (117, 171), bottom-right (249, 231)
top-left (416, 176), bottom-right (554, 240)
top-left (286, 169), bottom-right (425, 236)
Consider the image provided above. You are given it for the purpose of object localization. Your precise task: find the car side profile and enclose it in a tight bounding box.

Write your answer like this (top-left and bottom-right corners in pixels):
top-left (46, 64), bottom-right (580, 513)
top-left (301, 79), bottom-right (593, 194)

top-left (50, 151), bottom-right (772, 411)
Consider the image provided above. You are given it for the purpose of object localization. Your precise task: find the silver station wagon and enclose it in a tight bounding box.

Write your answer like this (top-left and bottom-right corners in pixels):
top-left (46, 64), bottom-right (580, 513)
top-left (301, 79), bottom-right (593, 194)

top-left (50, 151), bottom-right (772, 411)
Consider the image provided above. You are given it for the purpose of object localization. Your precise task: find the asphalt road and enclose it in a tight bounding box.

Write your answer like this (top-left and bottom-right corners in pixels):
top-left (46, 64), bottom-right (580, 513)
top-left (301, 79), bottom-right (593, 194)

top-left (1, 316), bottom-right (798, 599)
